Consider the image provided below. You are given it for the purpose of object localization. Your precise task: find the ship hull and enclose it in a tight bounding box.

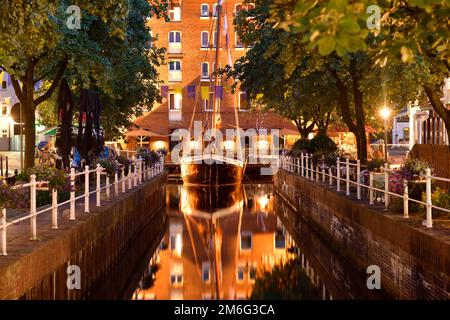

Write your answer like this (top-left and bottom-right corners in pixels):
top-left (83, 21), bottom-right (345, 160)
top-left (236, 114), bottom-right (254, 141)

top-left (181, 155), bottom-right (244, 186)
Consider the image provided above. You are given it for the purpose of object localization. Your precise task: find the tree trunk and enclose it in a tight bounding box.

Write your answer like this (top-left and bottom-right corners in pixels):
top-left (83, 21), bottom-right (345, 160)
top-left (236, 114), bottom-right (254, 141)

top-left (423, 83), bottom-right (450, 144)
top-left (350, 60), bottom-right (368, 163)
top-left (23, 98), bottom-right (36, 169)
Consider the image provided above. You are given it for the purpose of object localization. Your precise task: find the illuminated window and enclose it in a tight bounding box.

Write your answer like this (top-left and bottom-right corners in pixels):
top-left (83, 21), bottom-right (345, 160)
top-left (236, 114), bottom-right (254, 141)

top-left (168, 31), bottom-right (182, 53)
top-left (168, 60), bottom-right (182, 82)
top-left (202, 262), bottom-right (210, 283)
top-left (240, 231), bottom-right (252, 250)
top-left (1, 103), bottom-right (7, 115)
top-left (170, 263), bottom-right (183, 286)
top-left (1, 129), bottom-right (7, 138)
top-left (201, 62), bottom-right (209, 79)
top-left (212, 4), bottom-right (218, 17)
top-left (201, 31), bottom-right (209, 48)
top-left (236, 265), bottom-right (245, 282)
top-left (275, 230), bottom-right (286, 249)
top-left (203, 87), bottom-right (215, 112)
top-left (1, 81), bottom-right (6, 90)
top-left (169, 6), bottom-right (181, 21)
top-left (200, 4), bottom-right (209, 17)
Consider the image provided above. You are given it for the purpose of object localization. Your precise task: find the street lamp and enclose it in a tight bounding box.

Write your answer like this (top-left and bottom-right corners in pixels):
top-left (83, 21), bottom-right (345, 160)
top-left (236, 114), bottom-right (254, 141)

top-left (379, 106), bottom-right (391, 163)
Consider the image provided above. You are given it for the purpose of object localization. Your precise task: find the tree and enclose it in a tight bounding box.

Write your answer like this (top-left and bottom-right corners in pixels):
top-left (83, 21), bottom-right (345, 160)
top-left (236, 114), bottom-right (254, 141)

top-left (268, 0), bottom-right (450, 143)
top-left (0, 0), bottom-right (167, 168)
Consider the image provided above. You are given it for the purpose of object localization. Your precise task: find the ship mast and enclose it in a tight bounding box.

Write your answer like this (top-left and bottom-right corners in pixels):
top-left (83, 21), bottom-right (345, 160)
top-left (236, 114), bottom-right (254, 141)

top-left (211, 1), bottom-right (222, 139)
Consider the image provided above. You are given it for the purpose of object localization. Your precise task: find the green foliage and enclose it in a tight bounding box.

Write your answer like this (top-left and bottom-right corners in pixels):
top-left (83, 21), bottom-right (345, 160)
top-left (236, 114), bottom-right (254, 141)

top-left (0, 180), bottom-right (28, 209)
top-left (137, 150), bottom-right (161, 166)
top-left (290, 139), bottom-right (311, 156)
top-left (93, 159), bottom-right (119, 178)
top-left (366, 157), bottom-right (385, 171)
top-left (308, 134), bottom-right (337, 154)
top-left (420, 187), bottom-right (450, 219)
top-left (16, 166), bottom-right (68, 191)
top-left (250, 258), bottom-right (321, 300)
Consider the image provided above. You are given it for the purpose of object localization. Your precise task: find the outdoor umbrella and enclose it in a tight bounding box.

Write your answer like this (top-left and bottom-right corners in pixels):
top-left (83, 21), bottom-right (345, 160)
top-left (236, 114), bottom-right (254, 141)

top-left (125, 129), bottom-right (161, 147)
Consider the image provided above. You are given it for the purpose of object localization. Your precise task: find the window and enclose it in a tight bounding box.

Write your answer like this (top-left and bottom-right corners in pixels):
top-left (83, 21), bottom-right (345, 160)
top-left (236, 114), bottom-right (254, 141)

top-left (200, 4), bottom-right (209, 17)
top-left (212, 4), bottom-right (218, 17)
top-left (238, 92), bottom-right (249, 111)
top-left (235, 32), bottom-right (243, 48)
top-left (169, 6), bottom-right (181, 21)
top-left (240, 231), bottom-right (252, 250)
top-left (275, 230), bottom-right (286, 249)
top-left (1, 129), bottom-right (7, 138)
top-left (1, 103), bottom-right (7, 116)
top-left (235, 3), bottom-right (243, 15)
top-left (168, 60), bottom-right (182, 82)
top-left (213, 31), bottom-right (218, 48)
top-left (204, 89), bottom-right (214, 112)
top-left (201, 62), bottom-right (209, 79)
top-left (249, 265), bottom-right (257, 282)
top-left (1, 81), bottom-right (6, 90)
top-left (169, 223), bottom-right (183, 256)
top-left (201, 31), bottom-right (209, 48)
top-left (236, 265), bottom-right (245, 282)
top-left (168, 31), bottom-right (182, 53)
top-left (170, 263), bottom-right (183, 286)
top-left (168, 92), bottom-right (182, 111)
top-left (202, 262), bottom-right (210, 283)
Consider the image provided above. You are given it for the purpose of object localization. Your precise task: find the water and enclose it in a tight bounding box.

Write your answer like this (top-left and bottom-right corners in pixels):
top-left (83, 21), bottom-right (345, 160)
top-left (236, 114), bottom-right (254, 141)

top-left (130, 183), bottom-right (386, 300)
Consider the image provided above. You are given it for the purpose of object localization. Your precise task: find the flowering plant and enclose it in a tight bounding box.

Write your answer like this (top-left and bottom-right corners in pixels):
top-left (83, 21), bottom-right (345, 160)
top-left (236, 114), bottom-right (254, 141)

top-left (399, 158), bottom-right (432, 180)
top-left (16, 166), bottom-right (68, 191)
top-left (0, 179), bottom-right (29, 208)
top-left (93, 159), bottom-right (119, 178)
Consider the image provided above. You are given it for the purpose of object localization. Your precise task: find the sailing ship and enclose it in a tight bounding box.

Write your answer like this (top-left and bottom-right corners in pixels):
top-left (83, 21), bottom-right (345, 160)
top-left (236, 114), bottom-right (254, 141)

top-left (181, 0), bottom-right (244, 186)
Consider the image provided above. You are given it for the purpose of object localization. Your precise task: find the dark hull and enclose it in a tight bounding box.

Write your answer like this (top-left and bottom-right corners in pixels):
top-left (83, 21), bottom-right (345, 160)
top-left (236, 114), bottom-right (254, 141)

top-left (181, 160), bottom-right (243, 186)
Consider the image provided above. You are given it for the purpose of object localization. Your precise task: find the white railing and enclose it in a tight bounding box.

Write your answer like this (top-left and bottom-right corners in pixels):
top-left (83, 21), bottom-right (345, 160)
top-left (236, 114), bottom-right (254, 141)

top-left (0, 158), bottom-right (164, 256)
top-left (116, 150), bottom-right (137, 158)
top-left (280, 153), bottom-right (449, 230)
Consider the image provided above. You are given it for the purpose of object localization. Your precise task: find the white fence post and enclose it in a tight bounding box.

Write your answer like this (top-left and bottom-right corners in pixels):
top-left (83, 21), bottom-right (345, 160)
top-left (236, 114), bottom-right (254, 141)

top-left (346, 158), bottom-right (350, 196)
top-left (134, 161), bottom-right (138, 187)
top-left (301, 153), bottom-right (304, 177)
top-left (30, 174), bottom-right (37, 240)
top-left (403, 179), bottom-right (409, 219)
top-left (369, 172), bottom-right (374, 205)
top-left (356, 160), bottom-right (361, 200)
top-left (1, 208), bottom-right (6, 255)
top-left (96, 164), bottom-right (101, 207)
top-left (121, 167), bottom-right (126, 193)
top-left (70, 168), bottom-right (76, 220)
top-left (336, 157), bottom-right (340, 192)
top-left (84, 166), bottom-right (90, 213)
top-left (310, 155), bottom-right (314, 181)
top-left (316, 165), bottom-right (320, 182)
top-left (138, 158), bottom-right (143, 184)
top-left (128, 164), bottom-right (132, 190)
top-left (305, 154), bottom-right (309, 179)
top-left (384, 163), bottom-right (389, 210)
top-left (106, 175), bottom-right (110, 200)
top-left (114, 170), bottom-right (119, 195)
top-left (52, 189), bottom-right (58, 229)
top-left (425, 168), bottom-right (433, 228)
top-left (329, 167), bottom-right (333, 186)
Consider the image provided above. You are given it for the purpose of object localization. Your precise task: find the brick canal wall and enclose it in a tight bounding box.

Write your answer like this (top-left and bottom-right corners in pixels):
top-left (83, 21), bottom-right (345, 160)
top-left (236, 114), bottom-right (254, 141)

top-left (0, 174), bottom-right (167, 300)
top-left (274, 170), bottom-right (450, 300)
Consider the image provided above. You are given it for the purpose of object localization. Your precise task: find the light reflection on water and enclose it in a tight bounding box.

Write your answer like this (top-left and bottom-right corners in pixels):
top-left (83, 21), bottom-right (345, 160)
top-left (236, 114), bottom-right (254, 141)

top-left (132, 184), bottom-right (331, 300)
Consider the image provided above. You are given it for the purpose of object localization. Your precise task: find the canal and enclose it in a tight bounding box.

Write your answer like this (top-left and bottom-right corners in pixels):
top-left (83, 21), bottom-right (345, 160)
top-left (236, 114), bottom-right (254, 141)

top-left (129, 183), bottom-right (387, 300)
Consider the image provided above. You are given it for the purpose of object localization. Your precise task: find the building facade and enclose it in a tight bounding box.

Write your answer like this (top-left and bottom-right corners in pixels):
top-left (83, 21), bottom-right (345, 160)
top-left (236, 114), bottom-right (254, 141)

top-left (132, 0), bottom-right (297, 151)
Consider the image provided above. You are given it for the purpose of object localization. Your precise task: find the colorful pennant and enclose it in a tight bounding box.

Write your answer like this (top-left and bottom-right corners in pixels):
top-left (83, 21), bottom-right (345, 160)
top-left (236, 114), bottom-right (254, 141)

top-left (161, 85), bottom-right (169, 97)
top-left (187, 85), bottom-right (196, 99)
top-left (215, 85), bottom-right (224, 100)
top-left (201, 86), bottom-right (209, 100)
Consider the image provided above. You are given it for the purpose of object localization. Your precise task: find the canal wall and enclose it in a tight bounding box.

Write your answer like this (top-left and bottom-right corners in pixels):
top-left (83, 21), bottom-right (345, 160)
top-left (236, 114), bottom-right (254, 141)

top-left (274, 170), bottom-right (450, 300)
top-left (0, 173), bottom-right (167, 300)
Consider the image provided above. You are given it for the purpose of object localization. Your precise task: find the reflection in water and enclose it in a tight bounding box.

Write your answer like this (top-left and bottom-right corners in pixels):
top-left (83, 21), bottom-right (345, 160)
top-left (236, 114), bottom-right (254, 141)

top-left (132, 184), bottom-right (332, 300)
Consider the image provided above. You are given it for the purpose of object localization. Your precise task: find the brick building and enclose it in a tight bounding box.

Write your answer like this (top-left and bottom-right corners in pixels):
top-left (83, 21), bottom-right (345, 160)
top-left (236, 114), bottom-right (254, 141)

top-left (131, 0), bottom-right (297, 151)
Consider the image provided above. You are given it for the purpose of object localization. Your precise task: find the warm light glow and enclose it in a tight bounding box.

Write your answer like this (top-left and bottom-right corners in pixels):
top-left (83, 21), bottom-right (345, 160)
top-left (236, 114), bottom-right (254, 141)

top-left (380, 106), bottom-right (391, 119)
top-left (189, 140), bottom-right (199, 150)
top-left (175, 233), bottom-right (182, 257)
top-left (153, 140), bottom-right (166, 150)
top-left (223, 140), bottom-right (235, 150)
top-left (308, 133), bottom-right (314, 140)
top-left (258, 195), bottom-right (269, 209)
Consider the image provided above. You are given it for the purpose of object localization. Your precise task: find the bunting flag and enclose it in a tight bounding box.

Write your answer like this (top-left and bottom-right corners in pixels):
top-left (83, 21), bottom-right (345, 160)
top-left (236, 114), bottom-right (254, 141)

top-left (256, 93), bottom-right (264, 100)
top-left (174, 85), bottom-right (182, 95)
top-left (161, 85), bottom-right (169, 97)
top-left (215, 85), bottom-right (224, 100)
top-left (0, 71), bottom-right (4, 84)
top-left (4, 97), bottom-right (10, 105)
top-left (201, 86), bottom-right (209, 100)
top-left (187, 85), bottom-right (196, 98)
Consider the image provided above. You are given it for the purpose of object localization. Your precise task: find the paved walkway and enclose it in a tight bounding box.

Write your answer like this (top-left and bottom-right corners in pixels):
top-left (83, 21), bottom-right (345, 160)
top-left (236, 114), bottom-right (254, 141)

top-left (0, 151), bottom-right (21, 176)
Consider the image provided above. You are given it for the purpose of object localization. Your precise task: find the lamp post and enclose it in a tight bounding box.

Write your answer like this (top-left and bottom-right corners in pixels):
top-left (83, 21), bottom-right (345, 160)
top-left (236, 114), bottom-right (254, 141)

top-left (380, 106), bottom-right (391, 163)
